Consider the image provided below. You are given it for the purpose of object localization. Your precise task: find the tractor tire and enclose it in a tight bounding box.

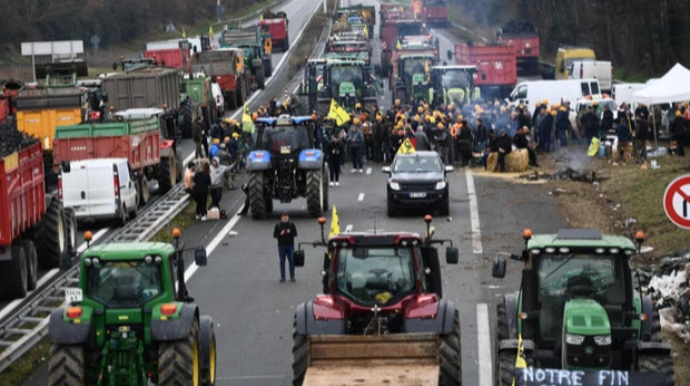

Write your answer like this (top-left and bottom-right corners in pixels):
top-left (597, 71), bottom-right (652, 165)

top-left (257, 67), bottom-right (266, 90)
top-left (176, 150), bottom-right (184, 183)
top-left (236, 80), bottom-right (245, 107)
top-left (439, 309), bottom-right (462, 386)
top-left (497, 347), bottom-right (533, 386)
top-left (19, 240), bottom-right (38, 291)
top-left (639, 353), bottom-right (674, 386)
top-left (650, 307), bottom-right (662, 342)
top-left (139, 174), bottom-right (151, 206)
top-left (496, 302), bottom-right (510, 341)
top-left (159, 318), bottom-right (201, 386)
top-left (180, 98), bottom-right (194, 139)
top-left (64, 207), bottom-right (77, 253)
top-left (248, 172), bottom-right (267, 219)
top-left (0, 244), bottom-right (28, 299)
top-left (225, 91), bottom-right (236, 111)
top-left (159, 156), bottom-right (177, 194)
top-left (306, 169), bottom-right (325, 217)
top-left (265, 60), bottom-right (273, 78)
top-left (265, 195), bottom-right (274, 215)
top-left (292, 315), bottom-right (308, 386)
top-left (34, 198), bottom-right (67, 268)
top-left (199, 316), bottom-right (217, 386)
top-left (48, 344), bottom-right (86, 386)
top-left (322, 168), bottom-right (329, 212)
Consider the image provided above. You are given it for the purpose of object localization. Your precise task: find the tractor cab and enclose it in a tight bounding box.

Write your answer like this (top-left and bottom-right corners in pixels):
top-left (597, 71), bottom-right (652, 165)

top-left (397, 54), bottom-right (435, 102)
top-left (430, 65), bottom-right (480, 107)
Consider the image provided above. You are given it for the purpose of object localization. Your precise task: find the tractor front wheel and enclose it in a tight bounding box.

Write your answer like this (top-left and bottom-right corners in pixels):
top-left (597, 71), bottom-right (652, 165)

top-left (248, 172), bottom-right (267, 219)
top-left (159, 319), bottom-right (201, 386)
top-left (48, 344), bottom-right (86, 386)
top-left (639, 353), bottom-right (675, 386)
top-left (306, 169), bottom-right (325, 217)
top-left (292, 314), bottom-right (307, 386)
top-left (439, 309), bottom-right (462, 386)
top-left (199, 316), bottom-right (217, 386)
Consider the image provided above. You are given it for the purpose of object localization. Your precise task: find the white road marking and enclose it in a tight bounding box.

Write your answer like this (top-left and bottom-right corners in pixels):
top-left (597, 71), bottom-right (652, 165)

top-left (184, 212), bottom-right (243, 282)
top-left (345, 224), bottom-right (353, 233)
top-left (465, 168), bottom-right (483, 254)
top-left (366, 167), bottom-right (372, 175)
top-left (477, 303), bottom-right (493, 386)
top-left (357, 193), bottom-right (365, 201)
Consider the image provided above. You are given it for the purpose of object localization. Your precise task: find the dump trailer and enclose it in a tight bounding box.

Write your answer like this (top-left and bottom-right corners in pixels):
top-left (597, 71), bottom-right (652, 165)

top-left (181, 74), bottom-right (218, 125)
top-left (144, 40), bottom-right (192, 72)
top-left (192, 48), bottom-right (248, 112)
top-left (0, 131), bottom-right (73, 300)
top-left (491, 229), bottom-right (675, 386)
top-left (422, 0), bottom-right (448, 27)
top-left (53, 109), bottom-right (181, 198)
top-left (47, 235), bottom-right (216, 386)
top-left (219, 28), bottom-right (272, 90)
top-left (260, 10), bottom-right (289, 51)
top-left (454, 43), bottom-right (516, 99)
top-left (381, 19), bottom-right (428, 53)
top-left (292, 216), bottom-right (461, 386)
top-left (498, 20), bottom-right (540, 75)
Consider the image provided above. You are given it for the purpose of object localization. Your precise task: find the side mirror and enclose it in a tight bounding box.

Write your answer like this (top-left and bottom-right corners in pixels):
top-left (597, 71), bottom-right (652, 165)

top-left (194, 248), bottom-right (208, 266)
top-left (511, 253), bottom-right (523, 261)
top-left (446, 247), bottom-right (459, 264)
top-left (492, 258), bottom-right (506, 278)
top-left (447, 50), bottom-right (453, 61)
top-left (59, 252), bottom-right (73, 271)
top-left (444, 165), bottom-right (454, 173)
top-left (294, 249), bottom-right (305, 267)
top-left (61, 160), bottom-right (71, 173)
top-left (381, 166), bottom-right (392, 174)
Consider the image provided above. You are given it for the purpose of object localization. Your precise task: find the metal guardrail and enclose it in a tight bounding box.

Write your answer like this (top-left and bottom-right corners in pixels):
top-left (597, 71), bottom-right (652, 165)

top-left (212, 0), bottom-right (286, 29)
top-left (0, 182), bottom-right (190, 374)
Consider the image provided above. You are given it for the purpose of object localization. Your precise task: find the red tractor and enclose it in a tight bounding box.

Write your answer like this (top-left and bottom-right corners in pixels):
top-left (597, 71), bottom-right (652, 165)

top-left (292, 216), bottom-right (461, 386)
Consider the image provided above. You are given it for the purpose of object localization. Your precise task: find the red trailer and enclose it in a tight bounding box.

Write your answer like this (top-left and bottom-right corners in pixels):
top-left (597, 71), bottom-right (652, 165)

top-left (144, 48), bottom-right (191, 73)
top-left (259, 18), bottom-right (289, 52)
top-left (0, 140), bottom-right (71, 299)
top-left (498, 20), bottom-right (540, 75)
top-left (381, 19), bottom-right (428, 53)
top-left (455, 43), bottom-right (516, 98)
top-left (422, 0), bottom-right (448, 27)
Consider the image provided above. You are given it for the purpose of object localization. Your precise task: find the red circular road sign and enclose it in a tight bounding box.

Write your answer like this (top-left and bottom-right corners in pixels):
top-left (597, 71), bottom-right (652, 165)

top-left (663, 175), bottom-right (690, 230)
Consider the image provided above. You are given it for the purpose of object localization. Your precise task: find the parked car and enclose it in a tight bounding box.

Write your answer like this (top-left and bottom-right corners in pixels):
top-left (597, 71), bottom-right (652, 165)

top-left (382, 151), bottom-right (453, 216)
top-left (59, 158), bottom-right (139, 224)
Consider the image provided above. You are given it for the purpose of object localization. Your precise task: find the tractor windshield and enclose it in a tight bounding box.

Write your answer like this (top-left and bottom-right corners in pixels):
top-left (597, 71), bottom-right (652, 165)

top-left (330, 65), bottom-right (363, 90)
top-left (86, 260), bottom-right (162, 308)
top-left (403, 58), bottom-right (431, 81)
top-left (537, 253), bottom-right (627, 341)
top-left (262, 125), bottom-right (311, 155)
top-left (441, 69), bottom-right (472, 89)
top-left (336, 246), bottom-right (417, 306)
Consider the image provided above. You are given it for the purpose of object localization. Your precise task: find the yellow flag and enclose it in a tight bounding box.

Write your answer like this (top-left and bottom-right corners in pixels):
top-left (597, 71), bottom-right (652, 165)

top-left (511, 333), bottom-right (528, 386)
top-left (182, 27), bottom-right (187, 38)
top-left (328, 99), bottom-right (351, 127)
top-left (329, 206), bottom-right (340, 238)
top-left (396, 39), bottom-right (402, 50)
top-left (363, 25), bottom-right (369, 38)
top-left (397, 138), bottom-right (416, 155)
top-left (241, 103), bottom-right (255, 134)
top-left (209, 25), bottom-right (215, 39)
top-left (587, 137), bottom-right (601, 157)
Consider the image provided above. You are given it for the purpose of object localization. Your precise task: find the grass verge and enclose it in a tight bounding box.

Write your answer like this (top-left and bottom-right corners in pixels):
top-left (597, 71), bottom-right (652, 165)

top-left (151, 200), bottom-right (195, 244)
top-left (287, 9), bottom-right (332, 80)
top-left (0, 337), bottom-right (50, 386)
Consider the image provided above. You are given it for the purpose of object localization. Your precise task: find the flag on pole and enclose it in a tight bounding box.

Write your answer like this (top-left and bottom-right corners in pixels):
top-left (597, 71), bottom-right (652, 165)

top-left (329, 206), bottom-right (340, 238)
top-left (209, 25), bottom-right (215, 39)
top-left (363, 25), bottom-right (369, 39)
top-left (397, 138), bottom-right (416, 155)
top-left (396, 39), bottom-right (402, 50)
top-left (241, 103), bottom-right (255, 134)
top-left (328, 99), bottom-right (351, 127)
top-left (182, 27), bottom-right (187, 38)
top-left (511, 334), bottom-right (528, 386)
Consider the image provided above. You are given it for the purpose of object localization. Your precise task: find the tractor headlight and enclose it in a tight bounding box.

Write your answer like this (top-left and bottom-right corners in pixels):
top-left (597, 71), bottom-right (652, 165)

top-left (435, 181), bottom-right (446, 190)
top-left (389, 182), bottom-right (401, 191)
top-left (566, 334), bottom-right (585, 345)
top-left (594, 335), bottom-right (612, 346)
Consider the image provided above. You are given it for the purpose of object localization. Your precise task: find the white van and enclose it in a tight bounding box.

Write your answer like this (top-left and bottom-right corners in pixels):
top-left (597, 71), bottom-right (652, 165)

top-left (59, 158), bottom-right (139, 224)
top-left (508, 78), bottom-right (601, 113)
top-left (570, 60), bottom-right (613, 92)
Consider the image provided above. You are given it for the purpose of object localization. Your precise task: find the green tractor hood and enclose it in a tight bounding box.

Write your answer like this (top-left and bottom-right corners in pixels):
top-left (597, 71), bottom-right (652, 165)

top-left (563, 298), bottom-right (612, 370)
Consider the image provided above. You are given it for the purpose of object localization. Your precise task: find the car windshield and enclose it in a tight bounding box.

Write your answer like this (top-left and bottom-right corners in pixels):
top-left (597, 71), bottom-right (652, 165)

top-left (537, 253), bottom-right (626, 341)
top-left (336, 246), bottom-right (417, 305)
top-left (86, 260), bottom-right (162, 308)
top-left (262, 125), bottom-right (311, 155)
top-left (441, 69), bottom-right (472, 89)
top-left (393, 155), bottom-right (442, 173)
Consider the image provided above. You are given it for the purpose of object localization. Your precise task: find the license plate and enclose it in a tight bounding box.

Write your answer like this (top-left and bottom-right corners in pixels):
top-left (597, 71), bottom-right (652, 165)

top-left (65, 288), bottom-right (83, 303)
top-left (410, 192), bottom-right (427, 198)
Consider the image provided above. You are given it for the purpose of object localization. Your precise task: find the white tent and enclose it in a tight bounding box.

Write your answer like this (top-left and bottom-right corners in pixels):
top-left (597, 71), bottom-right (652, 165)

top-left (632, 63), bottom-right (690, 105)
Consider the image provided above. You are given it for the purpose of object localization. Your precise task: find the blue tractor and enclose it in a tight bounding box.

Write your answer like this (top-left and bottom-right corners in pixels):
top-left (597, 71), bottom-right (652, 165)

top-left (246, 115), bottom-right (329, 219)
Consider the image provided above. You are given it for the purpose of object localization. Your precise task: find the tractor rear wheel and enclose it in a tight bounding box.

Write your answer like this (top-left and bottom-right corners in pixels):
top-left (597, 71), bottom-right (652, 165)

top-left (639, 353), bottom-right (674, 386)
top-left (248, 172), bottom-right (267, 219)
top-left (306, 169), bottom-right (325, 217)
top-left (496, 302), bottom-right (509, 341)
top-left (139, 174), bottom-right (151, 205)
top-left (48, 344), bottom-right (85, 386)
top-left (35, 198), bottom-right (67, 268)
top-left (439, 309), bottom-right (462, 386)
top-left (0, 244), bottom-right (28, 299)
top-left (19, 240), bottom-right (38, 291)
top-left (158, 156), bottom-right (177, 194)
top-left (199, 316), bottom-right (217, 386)
top-left (64, 207), bottom-right (78, 252)
top-left (292, 315), bottom-right (307, 386)
top-left (180, 98), bottom-right (194, 139)
top-left (236, 79), bottom-right (245, 106)
top-left (257, 66), bottom-right (266, 90)
top-left (650, 307), bottom-right (662, 342)
top-left (159, 319), bottom-right (201, 386)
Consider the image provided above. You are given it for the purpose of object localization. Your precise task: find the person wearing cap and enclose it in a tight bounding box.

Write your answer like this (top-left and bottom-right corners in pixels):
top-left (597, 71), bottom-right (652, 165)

top-left (513, 126), bottom-right (539, 167)
top-left (273, 213), bottom-right (298, 282)
top-left (539, 108), bottom-right (555, 153)
top-left (432, 122), bottom-right (452, 164)
top-left (480, 129), bottom-right (498, 170)
top-left (670, 110), bottom-right (685, 157)
top-left (373, 114), bottom-right (385, 163)
top-left (362, 121), bottom-right (374, 161)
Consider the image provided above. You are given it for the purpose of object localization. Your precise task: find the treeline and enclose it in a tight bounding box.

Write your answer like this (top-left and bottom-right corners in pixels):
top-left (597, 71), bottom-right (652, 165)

top-left (450, 0), bottom-right (690, 75)
top-left (0, 0), bottom-right (249, 52)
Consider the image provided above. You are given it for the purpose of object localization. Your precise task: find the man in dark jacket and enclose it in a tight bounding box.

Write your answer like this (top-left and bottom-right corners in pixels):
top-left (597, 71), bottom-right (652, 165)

top-left (457, 120), bottom-right (474, 166)
top-left (633, 114), bottom-right (649, 163)
top-left (273, 213), bottom-right (298, 282)
top-left (600, 105), bottom-right (614, 135)
top-left (481, 129), bottom-right (498, 170)
top-left (513, 126), bottom-right (538, 167)
top-left (580, 106), bottom-right (600, 146)
top-left (414, 126), bottom-right (430, 151)
top-left (670, 111), bottom-right (686, 157)
top-left (539, 110), bottom-right (555, 153)
top-left (496, 129), bottom-right (512, 172)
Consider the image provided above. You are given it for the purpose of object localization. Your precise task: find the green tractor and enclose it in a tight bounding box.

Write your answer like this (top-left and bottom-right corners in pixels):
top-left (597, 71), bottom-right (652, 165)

top-left (429, 65), bottom-right (481, 108)
top-left (491, 229), bottom-right (674, 386)
top-left (219, 28), bottom-right (273, 90)
top-left (47, 231), bottom-right (216, 386)
top-left (393, 53), bottom-right (436, 104)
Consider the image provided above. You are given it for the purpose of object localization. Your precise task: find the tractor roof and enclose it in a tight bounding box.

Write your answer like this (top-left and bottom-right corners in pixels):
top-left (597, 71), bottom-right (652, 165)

top-left (527, 229), bottom-right (636, 251)
top-left (256, 115), bottom-right (314, 126)
top-left (82, 242), bottom-right (176, 260)
top-left (329, 232), bottom-right (424, 245)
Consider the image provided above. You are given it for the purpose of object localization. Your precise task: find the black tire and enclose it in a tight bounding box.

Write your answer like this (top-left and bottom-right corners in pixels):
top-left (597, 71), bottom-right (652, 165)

top-left (496, 302), bottom-right (510, 341)
top-left (265, 195), bottom-right (274, 215)
top-left (306, 169), bottom-right (325, 217)
top-left (19, 240), bottom-right (38, 291)
top-left (199, 316), bottom-right (217, 386)
top-left (180, 98), bottom-right (194, 139)
top-left (322, 167), bottom-right (329, 212)
top-left (176, 150), bottom-right (184, 183)
top-left (139, 174), bottom-right (151, 206)
top-left (35, 198), bottom-right (67, 268)
top-left (639, 353), bottom-right (674, 386)
top-left (257, 66), bottom-right (266, 90)
top-left (265, 59), bottom-right (273, 78)
top-left (159, 156), bottom-right (176, 194)
top-left (225, 91), bottom-right (236, 111)
top-left (64, 207), bottom-right (77, 253)
top-left (236, 79), bottom-right (245, 107)
top-left (159, 318), bottom-right (201, 386)
top-left (292, 314), bottom-right (307, 386)
top-left (48, 344), bottom-right (85, 386)
top-left (0, 244), bottom-right (28, 299)
top-left (439, 309), bottom-right (462, 386)
top-left (650, 307), bottom-right (662, 342)
top-left (440, 199), bottom-right (450, 216)
top-left (248, 172), bottom-right (267, 219)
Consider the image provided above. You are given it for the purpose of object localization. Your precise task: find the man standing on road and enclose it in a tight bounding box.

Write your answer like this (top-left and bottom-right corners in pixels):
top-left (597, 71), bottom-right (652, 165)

top-left (274, 213), bottom-right (298, 282)
top-left (209, 157), bottom-right (231, 209)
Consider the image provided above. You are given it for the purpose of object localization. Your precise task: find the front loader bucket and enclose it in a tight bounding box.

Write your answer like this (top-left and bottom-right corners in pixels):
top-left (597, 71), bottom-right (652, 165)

top-left (304, 333), bottom-right (441, 386)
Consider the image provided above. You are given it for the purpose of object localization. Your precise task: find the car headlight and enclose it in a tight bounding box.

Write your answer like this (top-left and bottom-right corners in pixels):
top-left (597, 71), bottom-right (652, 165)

top-left (435, 181), bottom-right (446, 190)
top-left (566, 334), bottom-right (585, 345)
top-left (389, 182), bottom-right (400, 191)
top-left (594, 335), bottom-right (611, 346)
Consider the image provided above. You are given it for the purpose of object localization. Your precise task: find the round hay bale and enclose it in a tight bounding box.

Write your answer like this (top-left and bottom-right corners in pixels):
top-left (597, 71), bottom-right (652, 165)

top-left (505, 149), bottom-right (529, 172)
top-left (487, 152), bottom-right (498, 172)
